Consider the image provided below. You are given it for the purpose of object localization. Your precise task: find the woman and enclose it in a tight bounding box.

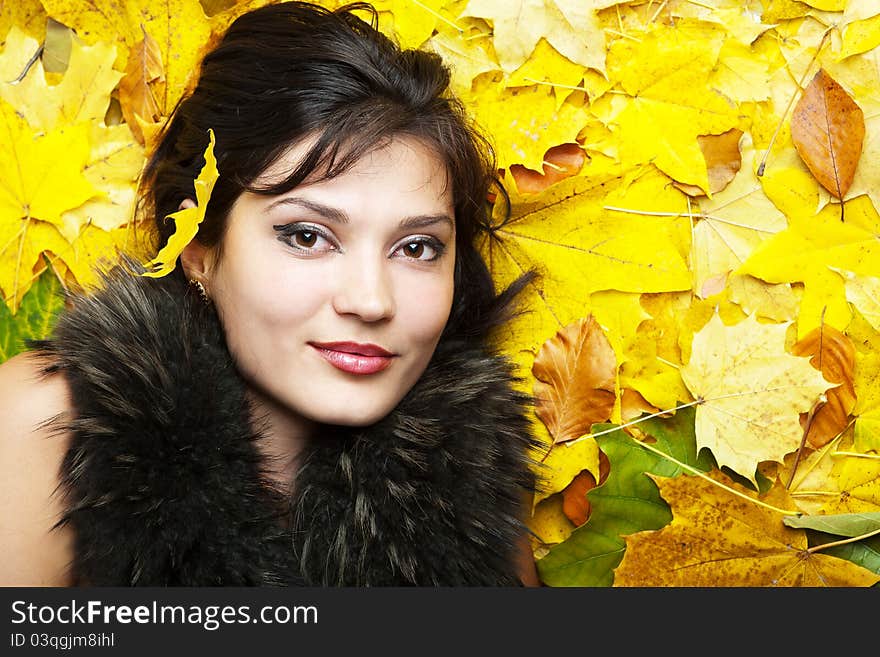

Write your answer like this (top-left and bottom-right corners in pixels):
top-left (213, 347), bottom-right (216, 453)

top-left (0, 1), bottom-right (541, 586)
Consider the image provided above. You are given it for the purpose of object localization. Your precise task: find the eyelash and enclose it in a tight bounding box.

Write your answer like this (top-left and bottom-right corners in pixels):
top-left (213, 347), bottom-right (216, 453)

top-left (273, 223), bottom-right (447, 262)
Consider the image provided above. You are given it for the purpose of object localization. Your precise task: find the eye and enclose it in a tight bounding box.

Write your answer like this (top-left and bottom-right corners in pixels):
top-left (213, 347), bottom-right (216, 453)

top-left (395, 237), bottom-right (446, 262)
top-left (273, 223), bottom-right (336, 254)
top-left (293, 230), bottom-right (318, 248)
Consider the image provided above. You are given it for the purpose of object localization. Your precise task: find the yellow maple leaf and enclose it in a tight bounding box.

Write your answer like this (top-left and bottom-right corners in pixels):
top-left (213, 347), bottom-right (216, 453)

top-left (0, 0), bottom-right (46, 45)
top-left (826, 453), bottom-right (880, 513)
top-left (613, 471), bottom-right (880, 586)
top-left (589, 290), bottom-right (649, 422)
top-left (462, 76), bottom-right (589, 171)
top-left (424, 24), bottom-right (499, 99)
top-left (800, 0), bottom-right (848, 11)
top-left (373, 0), bottom-right (451, 50)
top-left (727, 274), bottom-right (800, 323)
top-left (505, 38), bottom-right (590, 109)
top-left (833, 267), bottom-right (880, 332)
top-left (482, 164), bottom-right (691, 392)
top-left (839, 1), bottom-right (880, 59)
top-left (51, 221), bottom-right (152, 293)
top-left (617, 291), bottom-right (691, 411)
top-left (62, 123), bottom-right (144, 235)
top-left (535, 435), bottom-right (600, 504)
top-left (841, 15), bottom-right (880, 59)
top-left (0, 27), bottom-right (55, 124)
top-left (690, 133), bottom-right (788, 297)
top-left (529, 492), bottom-right (575, 551)
top-left (665, 2), bottom-right (775, 46)
top-left (0, 29), bottom-right (121, 133)
top-left (603, 20), bottom-right (741, 193)
top-left (0, 23), bottom-right (142, 306)
top-left (820, 451), bottom-right (880, 514)
top-left (709, 39), bottom-right (773, 104)
top-left (785, 425), bottom-right (880, 515)
top-left (143, 130), bottom-right (218, 278)
top-left (738, 196), bottom-right (880, 339)
top-left (118, 28), bottom-right (165, 145)
top-left (461, 0), bottom-right (612, 74)
top-left (756, 131), bottom-right (822, 221)
top-left (42, 0), bottom-right (212, 126)
top-left (853, 347), bottom-right (880, 454)
top-left (681, 312), bottom-right (832, 483)
top-left (0, 100), bottom-right (97, 310)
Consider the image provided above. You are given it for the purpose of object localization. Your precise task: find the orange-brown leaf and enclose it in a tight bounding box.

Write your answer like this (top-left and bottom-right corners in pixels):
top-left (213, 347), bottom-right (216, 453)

top-left (118, 29), bottom-right (166, 146)
top-left (792, 325), bottom-right (856, 448)
top-left (791, 68), bottom-right (865, 199)
top-left (509, 143), bottom-right (586, 195)
top-left (673, 128), bottom-right (743, 197)
top-left (561, 470), bottom-right (596, 526)
top-left (532, 315), bottom-right (617, 444)
top-left (620, 387), bottom-right (660, 423)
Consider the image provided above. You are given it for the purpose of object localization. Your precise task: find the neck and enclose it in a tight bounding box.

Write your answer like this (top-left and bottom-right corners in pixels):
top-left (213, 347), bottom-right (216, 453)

top-left (245, 387), bottom-right (315, 495)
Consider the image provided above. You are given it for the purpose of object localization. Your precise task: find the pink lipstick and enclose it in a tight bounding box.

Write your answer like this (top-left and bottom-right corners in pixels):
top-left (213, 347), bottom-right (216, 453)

top-left (310, 341), bottom-right (396, 375)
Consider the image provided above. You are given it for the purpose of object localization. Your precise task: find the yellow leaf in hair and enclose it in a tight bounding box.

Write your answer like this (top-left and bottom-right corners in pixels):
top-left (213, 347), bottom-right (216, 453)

top-left (142, 130), bottom-right (218, 278)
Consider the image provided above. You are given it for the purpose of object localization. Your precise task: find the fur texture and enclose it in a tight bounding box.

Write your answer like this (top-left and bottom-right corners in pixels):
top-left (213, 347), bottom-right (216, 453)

top-left (31, 267), bottom-right (541, 586)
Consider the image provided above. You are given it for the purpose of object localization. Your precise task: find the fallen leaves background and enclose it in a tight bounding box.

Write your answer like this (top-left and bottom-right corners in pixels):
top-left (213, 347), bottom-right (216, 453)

top-left (2, 0), bottom-right (880, 586)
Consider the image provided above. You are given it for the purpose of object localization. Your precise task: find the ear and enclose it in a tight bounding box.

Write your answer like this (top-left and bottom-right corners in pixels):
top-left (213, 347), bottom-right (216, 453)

top-left (178, 198), bottom-right (213, 281)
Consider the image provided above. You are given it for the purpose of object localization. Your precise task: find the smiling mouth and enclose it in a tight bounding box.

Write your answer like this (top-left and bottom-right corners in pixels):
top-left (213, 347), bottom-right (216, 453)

top-left (309, 342), bottom-right (396, 375)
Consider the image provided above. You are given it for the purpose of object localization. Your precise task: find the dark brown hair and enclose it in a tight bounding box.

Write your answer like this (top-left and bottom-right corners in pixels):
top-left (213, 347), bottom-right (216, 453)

top-left (139, 1), bottom-right (536, 342)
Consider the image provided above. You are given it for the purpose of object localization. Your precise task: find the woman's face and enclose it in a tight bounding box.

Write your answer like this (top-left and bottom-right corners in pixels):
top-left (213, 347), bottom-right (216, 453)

top-left (196, 136), bottom-right (456, 429)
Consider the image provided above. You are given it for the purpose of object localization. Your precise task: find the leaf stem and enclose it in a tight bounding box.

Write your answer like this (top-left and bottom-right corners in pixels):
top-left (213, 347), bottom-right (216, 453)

top-left (567, 399), bottom-right (700, 445)
top-left (832, 451), bottom-right (880, 460)
top-left (631, 435), bottom-right (801, 515)
top-left (410, 0), bottom-right (462, 33)
top-left (757, 29), bottom-right (831, 176)
top-left (522, 77), bottom-right (593, 94)
top-left (806, 527), bottom-right (880, 554)
top-left (603, 205), bottom-right (778, 232)
top-left (8, 43), bottom-right (43, 84)
top-left (785, 393), bottom-right (827, 489)
top-left (650, 0), bottom-right (669, 23)
top-left (789, 490), bottom-right (839, 498)
top-left (603, 28), bottom-right (641, 42)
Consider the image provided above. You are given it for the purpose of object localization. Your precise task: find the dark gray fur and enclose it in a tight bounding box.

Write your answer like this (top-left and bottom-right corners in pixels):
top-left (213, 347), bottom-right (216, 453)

top-left (31, 266), bottom-right (542, 586)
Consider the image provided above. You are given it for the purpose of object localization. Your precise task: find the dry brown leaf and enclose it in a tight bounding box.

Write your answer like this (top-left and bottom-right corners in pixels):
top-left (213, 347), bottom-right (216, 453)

top-left (561, 470), bottom-right (596, 527)
top-left (533, 315), bottom-right (616, 445)
top-left (791, 68), bottom-right (865, 200)
top-left (792, 324), bottom-right (856, 448)
top-left (509, 143), bottom-right (586, 195)
top-left (561, 449), bottom-right (611, 526)
top-left (673, 128), bottom-right (743, 197)
top-left (620, 387), bottom-right (660, 423)
top-left (118, 29), bottom-right (165, 146)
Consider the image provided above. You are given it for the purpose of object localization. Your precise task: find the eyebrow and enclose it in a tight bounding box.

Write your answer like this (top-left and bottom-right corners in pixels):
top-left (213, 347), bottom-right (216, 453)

top-left (264, 197), bottom-right (454, 231)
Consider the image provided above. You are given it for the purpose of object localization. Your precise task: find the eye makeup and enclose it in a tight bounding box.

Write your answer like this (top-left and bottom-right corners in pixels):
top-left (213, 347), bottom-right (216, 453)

top-left (273, 222), bottom-right (447, 262)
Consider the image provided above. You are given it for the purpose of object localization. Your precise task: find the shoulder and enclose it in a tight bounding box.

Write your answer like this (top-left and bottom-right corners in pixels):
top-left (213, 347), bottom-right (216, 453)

top-left (0, 351), bottom-right (76, 585)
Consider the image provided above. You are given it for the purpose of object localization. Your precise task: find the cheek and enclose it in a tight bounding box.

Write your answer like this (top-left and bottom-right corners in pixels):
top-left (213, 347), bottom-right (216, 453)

top-left (215, 259), bottom-right (330, 337)
top-left (397, 274), bottom-right (454, 346)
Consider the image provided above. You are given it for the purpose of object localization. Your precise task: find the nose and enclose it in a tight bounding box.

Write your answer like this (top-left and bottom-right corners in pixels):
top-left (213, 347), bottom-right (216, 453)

top-left (331, 251), bottom-right (395, 322)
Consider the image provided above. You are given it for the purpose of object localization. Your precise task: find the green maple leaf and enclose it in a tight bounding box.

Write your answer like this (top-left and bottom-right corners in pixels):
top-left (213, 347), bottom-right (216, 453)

top-left (536, 406), bottom-right (713, 586)
top-left (0, 263), bottom-right (64, 363)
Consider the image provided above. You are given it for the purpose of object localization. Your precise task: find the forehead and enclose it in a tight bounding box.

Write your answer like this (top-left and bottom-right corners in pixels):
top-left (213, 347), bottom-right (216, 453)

top-left (254, 133), bottom-right (451, 192)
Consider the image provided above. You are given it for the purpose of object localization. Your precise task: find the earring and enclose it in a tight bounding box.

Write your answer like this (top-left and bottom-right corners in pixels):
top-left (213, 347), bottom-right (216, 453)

top-left (189, 279), bottom-right (211, 304)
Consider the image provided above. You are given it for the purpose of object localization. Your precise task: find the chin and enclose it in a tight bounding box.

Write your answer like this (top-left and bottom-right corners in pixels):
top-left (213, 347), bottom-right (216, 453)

top-left (310, 400), bottom-right (397, 428)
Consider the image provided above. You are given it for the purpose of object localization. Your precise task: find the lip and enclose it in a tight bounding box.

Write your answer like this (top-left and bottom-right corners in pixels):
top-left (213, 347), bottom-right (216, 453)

top-left (309, 341), bottom-right (397, 375)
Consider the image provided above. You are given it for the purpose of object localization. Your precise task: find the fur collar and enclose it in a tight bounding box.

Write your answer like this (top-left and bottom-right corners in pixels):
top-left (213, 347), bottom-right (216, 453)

top-left (32, 267), bottom-right (540, 586)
